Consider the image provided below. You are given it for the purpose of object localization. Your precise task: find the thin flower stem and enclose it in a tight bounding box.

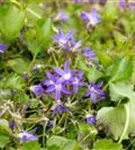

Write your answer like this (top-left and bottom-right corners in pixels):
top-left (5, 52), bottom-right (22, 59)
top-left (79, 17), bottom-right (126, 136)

top-left (28, 52), bottom-right (38, 72)
top-left (80, 133), bottom-right (91, 144)
top-left (10, 0), bottom-right (22, 9)
top-left (26, 8), bottom-right (42, 19)
top-left (118, 103), bottom-right (130, 143)
top-left (58, 113), bottom-right (66, 125)
top-left (51, 51), bottom-right (59, 67)
top-left (43, 121), bottom-right (48, 148)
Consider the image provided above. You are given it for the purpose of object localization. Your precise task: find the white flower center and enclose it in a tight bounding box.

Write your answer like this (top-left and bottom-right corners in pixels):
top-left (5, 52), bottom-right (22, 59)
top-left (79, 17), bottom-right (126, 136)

top-left (55, 84), bottom-right (62, 90)
top-left (63, 73), bottom-right (71, 80)
top-left (59, 39), bottom-right (66, 45)
top-left (90, 87), bottom-right (97, 93)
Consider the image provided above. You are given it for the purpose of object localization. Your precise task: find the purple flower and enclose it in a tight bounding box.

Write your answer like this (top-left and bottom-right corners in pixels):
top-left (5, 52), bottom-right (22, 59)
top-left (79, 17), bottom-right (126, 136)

top-left (80, 9), bottom-right (101, 27)
top-left (128, 2), bottom-right (135, 10)
top-left (55, 10), bottom-right (69, 21)
top-left (83, 47), bottom-right (96, 60)
top-left (52, 29), bottom-right (75, 50)
top-left (118, 0), bottom-right (127, 9)
top-left (73, 0), bottom-right (83, 3)
top-left (0, 44), bottom-right (6, 53)
top-left (69, 39), bottom-right (82, 51)
top-left (42, 72), bottom-right (56, 87)
top-left (86, 82), bottom-right (105, 103)
top-left (54, 60), bottom-right (74, 84)
top-left (51, 100), bottom-right (69, 117)
top-left (44, 72), bottom-right (71, 100)
top-left (30, 84), bottom-right (45, 96)
top-left (86, 114), bottom-right (96, 126)
top-left (9, 120), bottom-right (16, 130)
top-left (18, 131), bottom-right (38, 142)
top-left (88, 0), bottom-right (94, 3)
top-left (70, 71), bottom-right (85, 94)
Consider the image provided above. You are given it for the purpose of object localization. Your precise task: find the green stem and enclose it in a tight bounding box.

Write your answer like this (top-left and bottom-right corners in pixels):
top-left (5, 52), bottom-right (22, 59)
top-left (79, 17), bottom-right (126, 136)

top-left (58, 113), bottom-right (66, 125)
top-left (51, 51), bottom-right (59, 67)
top-left (80, 133), bottom-right (91, 144)
top-left (28, 52), bottom-right (38, 72)
top-left (10, 0), bottom-right (22, 9)
top-left (43, 121), bottom-right (48, 148)
top-left (118, 103), bottom-right (130, 143)
top-left (26, 8), bottom-right (42, 19)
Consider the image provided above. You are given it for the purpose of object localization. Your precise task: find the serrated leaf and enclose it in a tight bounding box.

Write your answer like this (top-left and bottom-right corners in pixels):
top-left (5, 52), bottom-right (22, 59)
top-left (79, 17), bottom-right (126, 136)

top-left (0, 5), bottom-right (25, 42)
top-left (93, 139), bottom-right (123, 150)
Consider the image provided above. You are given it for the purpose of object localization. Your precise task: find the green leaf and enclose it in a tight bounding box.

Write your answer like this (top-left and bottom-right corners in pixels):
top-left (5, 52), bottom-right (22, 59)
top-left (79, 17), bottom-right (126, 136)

top-left (109, 82), bottom-right (134, 102)
top-left (25, 18), bottom-right (52, 55)
top-left (113, 31), bottom-right (128, 45)
top-left (22, 141), bottom-right (40, 150)
top-left (47, 136), bottom-right (81, 150)
top-left (95, 50), bottom-right (113, 68)
top-left (86, 67), bottom-right (104, 82)
top-left (7, 58), bottom-right (30, 73)
top-left (0, 119), bottom-right (10, 148)
top-left (102, 2), bottom-right (119, 22)
top-left (97, 101), bottom-right (135, 141)
top-left (97, 80), bottom-right (135, 141)
top-left (93, 139), bottom-right (123, 150)
top-left (77, 59), bottom-right (103, 82)
top-left (0, 119), bottom-right (10, 134)
top-left (109, 57), bottom-right (133, 82)
top-left (0, 5), bottom-right (25, 42)
top-left (0, 134), bottom-right (10, 148)
top-left (0, 73), bottom-right (25, 91)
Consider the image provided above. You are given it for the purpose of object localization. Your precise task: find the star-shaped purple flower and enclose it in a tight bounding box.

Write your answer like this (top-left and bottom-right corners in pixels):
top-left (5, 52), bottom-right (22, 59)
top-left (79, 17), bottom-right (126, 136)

top-left (70, 71), bottom-right (85, 94)
top-left (86, 114), bottom-right (96, 126)
top-left (18, 131), bottom-right (38, 142)
top-left (52, 29), bottom-right (75, 50)
top-left (118, 0), bottom-right (127, 9)
top-left (44, 72), bottom-right (71, 100)
top-left (86, 81), bottom-right (105, 103)
top-left (54, 60), bottom-right (75, 84)
top-left (0, 44), bottom-right (6, 53)
top-left (83, 47), bottom-right (96, 60)
top-left (55, 10), bottom-right (69, 21)
top-left (69, 39), bottom-right (82, 51)
top-left (30, 84), bottom-right (45, 96)
top-left (80, 8), bottom-right (101, 27)
top-left (51, 100), bottom-right (69, 117)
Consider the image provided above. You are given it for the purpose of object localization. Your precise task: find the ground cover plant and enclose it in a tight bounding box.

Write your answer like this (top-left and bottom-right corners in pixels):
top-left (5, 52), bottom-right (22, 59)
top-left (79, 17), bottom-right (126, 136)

top-left (0, 0), bottom-right (135, 149)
